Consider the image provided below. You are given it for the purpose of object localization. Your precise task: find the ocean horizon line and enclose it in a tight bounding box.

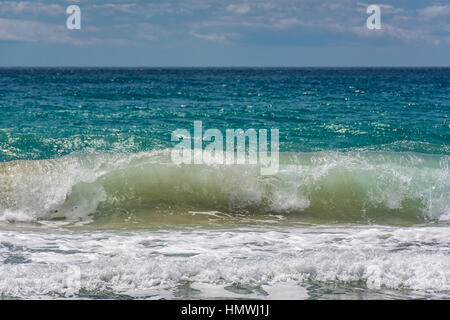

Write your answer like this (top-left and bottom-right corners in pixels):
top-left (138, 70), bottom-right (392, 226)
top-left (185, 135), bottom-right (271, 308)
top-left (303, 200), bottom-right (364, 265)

top-left (1, 65), bottom-right (449, 69)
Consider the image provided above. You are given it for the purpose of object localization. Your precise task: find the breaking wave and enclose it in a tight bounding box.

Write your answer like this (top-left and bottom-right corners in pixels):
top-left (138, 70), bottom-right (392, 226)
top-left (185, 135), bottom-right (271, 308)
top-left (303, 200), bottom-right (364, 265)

top-left (0, 150), bottom-right (448, 225)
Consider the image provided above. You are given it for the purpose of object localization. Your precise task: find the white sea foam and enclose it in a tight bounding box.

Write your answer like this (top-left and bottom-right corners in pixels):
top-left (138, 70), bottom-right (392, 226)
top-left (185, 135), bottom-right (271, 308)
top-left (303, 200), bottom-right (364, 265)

top-left (0, 226), bottom-right (448, 299)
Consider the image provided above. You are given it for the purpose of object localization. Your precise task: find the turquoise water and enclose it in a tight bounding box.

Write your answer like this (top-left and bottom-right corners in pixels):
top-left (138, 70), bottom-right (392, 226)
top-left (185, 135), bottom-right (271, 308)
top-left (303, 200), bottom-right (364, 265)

top-left (0, 68), bottom-right (448, 299)
top-left (0, 68), bottom-right (448, 160)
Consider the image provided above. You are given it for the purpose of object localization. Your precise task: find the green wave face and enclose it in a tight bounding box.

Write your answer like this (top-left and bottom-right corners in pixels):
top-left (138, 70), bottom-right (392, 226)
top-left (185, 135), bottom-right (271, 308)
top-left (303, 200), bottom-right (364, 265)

top-left (0, 151), bottom-right (448, 227)
top-left (0, 68), bottom-right (449, 299)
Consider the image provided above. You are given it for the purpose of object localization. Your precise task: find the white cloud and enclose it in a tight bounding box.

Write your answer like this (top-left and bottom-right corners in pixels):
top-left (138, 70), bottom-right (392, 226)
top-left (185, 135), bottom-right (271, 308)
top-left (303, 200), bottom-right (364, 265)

top-left (418, 5), bottom-right (450, 18)
top-left (0, 18), bottom-right (71, 43)
top-left (0, 1), bottom-right (63, 16)
top-left (91, 3), bottom-right (138, 14)
top-left (192, 14), bottom-right (305, 31)
top-left (0, 0), bottom-right (448, 48)
top-left (226, 4), bottom-right (250, 15)
top-left (0, 18), bottom-right (128, 45)
top-left (356, 2), bottom-right (404, 14)
top-left (275, 18), bottom-right (302, 29)
top-left (378, 4), bottom-right (405, 14)
top-left (189, 31), bottom-right (238, 44)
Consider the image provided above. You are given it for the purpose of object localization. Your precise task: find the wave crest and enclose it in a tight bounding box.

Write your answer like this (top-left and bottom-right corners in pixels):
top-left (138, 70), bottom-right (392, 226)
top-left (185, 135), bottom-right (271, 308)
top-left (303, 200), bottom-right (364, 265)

top-left (0, 150), bottom-right (448, 225)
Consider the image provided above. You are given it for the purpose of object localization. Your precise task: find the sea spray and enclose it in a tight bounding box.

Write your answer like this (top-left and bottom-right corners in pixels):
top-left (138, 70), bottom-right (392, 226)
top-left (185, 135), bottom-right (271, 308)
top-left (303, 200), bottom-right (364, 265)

top-left (0, 151), bottom-right (448, 225)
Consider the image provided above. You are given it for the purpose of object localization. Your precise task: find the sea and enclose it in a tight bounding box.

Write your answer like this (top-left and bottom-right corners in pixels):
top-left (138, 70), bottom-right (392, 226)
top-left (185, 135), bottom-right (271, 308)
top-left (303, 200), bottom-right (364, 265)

top-left (0, 67), bottom-right (448, 299)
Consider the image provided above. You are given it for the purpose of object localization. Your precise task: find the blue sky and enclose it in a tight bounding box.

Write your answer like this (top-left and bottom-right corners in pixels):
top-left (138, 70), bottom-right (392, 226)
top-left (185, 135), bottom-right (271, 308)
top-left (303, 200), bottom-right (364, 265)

top-left (0, 0), bottom-right (449, 66)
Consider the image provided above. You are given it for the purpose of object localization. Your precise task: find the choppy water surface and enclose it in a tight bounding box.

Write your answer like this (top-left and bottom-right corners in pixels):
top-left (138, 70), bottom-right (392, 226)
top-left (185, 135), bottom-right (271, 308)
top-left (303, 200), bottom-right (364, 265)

top-left (0, 68), bottom-right (448, 299)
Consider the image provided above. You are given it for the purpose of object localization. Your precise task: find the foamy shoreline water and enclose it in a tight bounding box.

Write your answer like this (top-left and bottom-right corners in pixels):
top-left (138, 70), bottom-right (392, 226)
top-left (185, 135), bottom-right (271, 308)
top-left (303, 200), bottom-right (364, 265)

top-left (1, 225), bottom-right (449, 299)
